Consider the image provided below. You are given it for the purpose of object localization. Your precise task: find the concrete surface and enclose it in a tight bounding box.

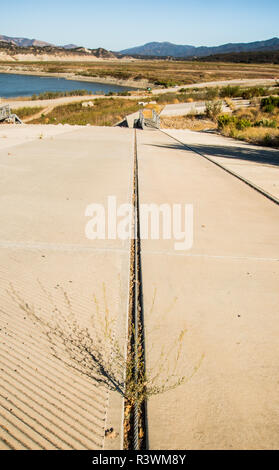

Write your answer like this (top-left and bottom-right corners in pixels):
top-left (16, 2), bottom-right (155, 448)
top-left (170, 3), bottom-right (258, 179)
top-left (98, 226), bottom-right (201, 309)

top-left (0, 123), bottom-right (82, 150)
top-left (161, 101), bottom-right (229, 117)
top-left (136, 129), bottom-right (279, 449)
top-left (0, 125), bottom-right (134, 450)
top-left (126, 111), bottom-right (139, 128)
top-left (1, 122), bottom-right (279, 450)
top-left (164, 128), bottom-right (279, 200)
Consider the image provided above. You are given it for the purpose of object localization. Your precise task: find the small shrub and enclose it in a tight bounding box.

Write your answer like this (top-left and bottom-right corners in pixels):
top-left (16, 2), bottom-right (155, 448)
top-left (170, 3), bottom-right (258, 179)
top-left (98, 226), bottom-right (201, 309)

top-left (262, 104), bottom-right (275, 113)
top-left (205, 87), bottom-right (219, 100)
top-left (154, 79), bottom-right (176, 88)
top-left (217, 114), bottom-right (236, 128)
top-left (205, 100), bottom-right (223, 121)
top-left (255, 119), bottom-right (277, 128)
top-left (241, 87), bottom-right (267, 99)
top-left (220, 85), bottom-right (240, 98)
top-left (261, 96), bottom-right (279, 112)
top-left (218, 114), bottom-right (252, 130)
top-left (235, 118), bottom-right (252, 130)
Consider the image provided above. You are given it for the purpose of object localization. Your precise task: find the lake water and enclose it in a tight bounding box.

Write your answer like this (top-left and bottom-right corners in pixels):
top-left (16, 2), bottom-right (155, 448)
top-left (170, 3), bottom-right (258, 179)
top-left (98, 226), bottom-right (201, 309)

top-left (0, 73), bottom-right (133, 98)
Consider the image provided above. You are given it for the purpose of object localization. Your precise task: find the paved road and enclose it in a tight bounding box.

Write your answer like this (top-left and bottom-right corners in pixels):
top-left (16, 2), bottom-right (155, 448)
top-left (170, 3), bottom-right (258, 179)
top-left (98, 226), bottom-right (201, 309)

top-left (0, 125), bottom-right (133, 450)
top-left (137, 129), bottom-right (279, 449)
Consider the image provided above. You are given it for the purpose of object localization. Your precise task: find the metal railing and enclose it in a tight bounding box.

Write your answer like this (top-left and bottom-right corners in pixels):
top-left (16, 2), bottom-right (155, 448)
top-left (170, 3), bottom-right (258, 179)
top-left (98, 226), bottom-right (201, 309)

top-left (0, 105), bottom-right (11, 121)
top-left (138, 109), bottom-right (160, 129)
top-left (0, 104), bottom-right (22, 124)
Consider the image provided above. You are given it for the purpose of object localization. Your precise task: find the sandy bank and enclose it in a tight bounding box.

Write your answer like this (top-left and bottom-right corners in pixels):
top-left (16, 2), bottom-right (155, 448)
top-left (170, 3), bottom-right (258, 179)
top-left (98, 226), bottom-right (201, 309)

top-left (0, 66), bottom-right (151, 89)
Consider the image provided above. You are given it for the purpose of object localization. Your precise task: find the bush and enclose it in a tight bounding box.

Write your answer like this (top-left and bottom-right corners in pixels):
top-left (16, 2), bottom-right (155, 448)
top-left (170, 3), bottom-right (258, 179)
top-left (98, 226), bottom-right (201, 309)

top-left (116, 91), bottom-right (131, 96)
top-left (220, 86), bottom-right (240, 98)
top-left (241, 87), bottom-right (267, 99)
top-left (217, 114), bottom-right (236, 128)
top-left (261, 96), bottom-right (279, 111)
top-left (154, 79), bottom-right (177, 88)
top-left (236, 118), bottom-right (252, 130)
top-left (217, 114), bottom-right (252, 130)
top-left (205, 100), bottom-right (222, 121)
top-left (262, 104), bottom-right (275, 113)
top-left (255, 119), bottom-right (277, 128)
top-left (205, 87), bottom-right (219, 100)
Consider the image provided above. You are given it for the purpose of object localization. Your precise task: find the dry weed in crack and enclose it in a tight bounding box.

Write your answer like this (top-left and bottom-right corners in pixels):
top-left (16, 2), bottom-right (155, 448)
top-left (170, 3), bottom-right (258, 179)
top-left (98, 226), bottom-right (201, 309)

top-left (8, 282), bottom-right (204, 408)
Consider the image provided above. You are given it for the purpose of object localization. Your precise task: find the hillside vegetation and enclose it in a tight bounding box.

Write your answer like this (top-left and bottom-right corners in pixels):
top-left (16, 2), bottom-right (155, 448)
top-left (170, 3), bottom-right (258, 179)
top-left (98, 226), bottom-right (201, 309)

top-left (120, 38), bottom-right (279, 58)
top-left (30, 98), bottom-right (139, 126)
top-left (0, 41), bottom-right (116, 61)
top-left (199, 50), bottom-right (279, 64)
top-left (217, 96), bottom-right (279, 147)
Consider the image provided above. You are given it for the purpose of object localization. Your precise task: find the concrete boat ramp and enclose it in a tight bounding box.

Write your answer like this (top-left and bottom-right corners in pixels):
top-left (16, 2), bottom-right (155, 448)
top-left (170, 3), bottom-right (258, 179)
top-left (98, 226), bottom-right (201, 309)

top-left (0, 124), bottom-right (278, 449)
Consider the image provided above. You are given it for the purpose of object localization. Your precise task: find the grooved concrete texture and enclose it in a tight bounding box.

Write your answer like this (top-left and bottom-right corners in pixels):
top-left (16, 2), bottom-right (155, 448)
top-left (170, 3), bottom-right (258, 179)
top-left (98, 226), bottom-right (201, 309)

top-left (0, 125), bottom-right (133, 450)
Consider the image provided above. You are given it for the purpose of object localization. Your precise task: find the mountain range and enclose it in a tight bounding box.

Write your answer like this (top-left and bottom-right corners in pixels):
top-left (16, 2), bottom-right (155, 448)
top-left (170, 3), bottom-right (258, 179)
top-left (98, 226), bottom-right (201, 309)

top-left (120, 38), bottom-right (279, 58)
top-left (2, 34), bottom-right (279, 60)
top-left (0, 35), bottom-right (78, 49)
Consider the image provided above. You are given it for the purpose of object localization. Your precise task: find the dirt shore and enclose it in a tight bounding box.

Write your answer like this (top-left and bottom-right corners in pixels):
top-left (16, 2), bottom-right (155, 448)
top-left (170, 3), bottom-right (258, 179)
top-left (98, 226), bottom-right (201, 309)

top-left (0, 66), bottom-right (150, 89)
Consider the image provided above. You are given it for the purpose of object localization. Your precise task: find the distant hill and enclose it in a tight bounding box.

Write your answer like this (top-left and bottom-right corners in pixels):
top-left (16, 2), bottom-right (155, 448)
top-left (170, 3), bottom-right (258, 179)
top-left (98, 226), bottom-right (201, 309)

top-left (0, 34), bottom-right (53, 48)
top-left (120, 38), bottom-right (279, 58)
top-left (0, 35), bottom-right (79, 50)
top-left (198, 49), bottom-right (279, 64)
top-left (0, 35), bottom-right (117, 60)
top-left (0, 41), bottom-right (117, 61)
top-left (62, 44), bottom-right (79, 50)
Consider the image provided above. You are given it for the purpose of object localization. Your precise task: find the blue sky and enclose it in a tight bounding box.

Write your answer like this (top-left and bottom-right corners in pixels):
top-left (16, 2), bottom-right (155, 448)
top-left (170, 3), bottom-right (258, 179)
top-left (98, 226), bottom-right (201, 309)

top-left (1, 0), bottom-right (278, 50)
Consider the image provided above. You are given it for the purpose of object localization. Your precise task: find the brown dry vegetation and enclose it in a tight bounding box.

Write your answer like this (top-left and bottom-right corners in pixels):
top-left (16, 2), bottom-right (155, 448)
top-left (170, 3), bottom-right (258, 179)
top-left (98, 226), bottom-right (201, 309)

top-left (161, 98), bottom-right (279, 148)
top-left (160, 115), bottom-right (216, 131)
top-left (30, 98), bottom-right (139, 126)
top-left (1, 59), bottom-right (279, 87)
top-left (218, 105), bottom-right (279, 148)
top-left (12, 106), bottom-right (44, 119)
top-left (222, 125), bottom-right (279, 147)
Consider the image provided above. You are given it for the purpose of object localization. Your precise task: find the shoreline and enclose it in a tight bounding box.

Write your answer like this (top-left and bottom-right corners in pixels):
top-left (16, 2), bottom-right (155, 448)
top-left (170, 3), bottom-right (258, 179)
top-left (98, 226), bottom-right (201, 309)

top-left (0, 68), bottom-right (152, 91)
top-left (0, 68), bottom-right (277, 103)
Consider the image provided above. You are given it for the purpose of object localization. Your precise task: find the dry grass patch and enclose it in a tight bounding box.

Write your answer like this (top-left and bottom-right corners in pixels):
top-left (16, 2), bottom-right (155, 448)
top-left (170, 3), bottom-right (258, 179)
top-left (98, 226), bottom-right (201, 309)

top-left (30, 98), bottom-right (139, 126)
top-left (160, 115), bottom-right (216, 131)
top-left (12, 106), bottom-right (44, 119)
top-left (2, 60), bottom-right (279, 88)
top-left (218, 102), bottom-right (279, 147)
top-left (222, 126), bottom-right (279, 148)
top-left (144, 103), bottom-right (164, 114)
